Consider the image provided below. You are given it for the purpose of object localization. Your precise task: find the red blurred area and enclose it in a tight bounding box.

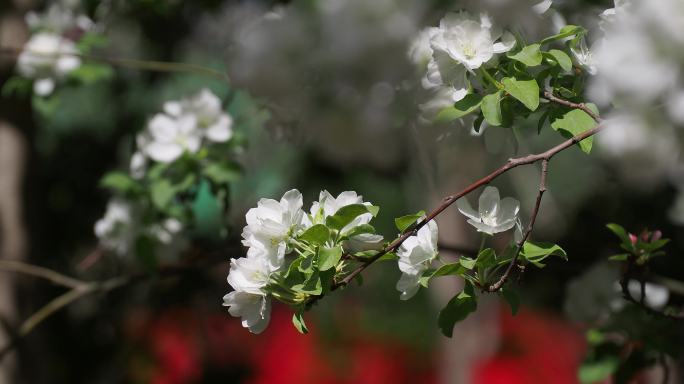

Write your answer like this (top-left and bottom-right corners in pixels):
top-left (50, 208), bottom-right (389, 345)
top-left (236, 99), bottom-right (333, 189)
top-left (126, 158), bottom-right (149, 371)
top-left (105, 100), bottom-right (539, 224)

top-left (126, 305), bottom-right (585, 383)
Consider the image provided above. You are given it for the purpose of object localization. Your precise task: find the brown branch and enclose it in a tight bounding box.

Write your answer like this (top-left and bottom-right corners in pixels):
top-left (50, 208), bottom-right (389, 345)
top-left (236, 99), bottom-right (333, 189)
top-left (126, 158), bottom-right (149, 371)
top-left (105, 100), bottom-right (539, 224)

top-left (483, 159), bottom-right (548, 292)
top-left (543, 90), bottom-right (602, 123)
top-left (0, 260), bottom-right (86, 289)
top-left (0, 47), bottom-right (229, 83)
top-left (304, 122), bottom-right (602, 308)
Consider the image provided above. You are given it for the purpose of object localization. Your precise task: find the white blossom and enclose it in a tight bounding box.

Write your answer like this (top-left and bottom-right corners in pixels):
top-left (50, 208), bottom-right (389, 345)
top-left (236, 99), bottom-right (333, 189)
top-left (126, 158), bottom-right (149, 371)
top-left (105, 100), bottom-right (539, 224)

top-left (129, 151), bottom-right (147, 179)
top-left (430, 12), bottom-right (515, 72)
top-left (408, 27), bottom-right (438, 67)
top-left (242, 189), bottom-right (306, 269)
top-left (570, 39), bottom-right (598, 76)
top-left (223, 291), bottom-right (271, 334)
top-left (457, 186), bottom-right (519, 235)
top-left (309, 190), bottom-right (383, 250)
top-left (94, 199), bottom-right (135, 255)
top-left (141, 114), bottom-right (202, 163)
top-left (227, 255), bottom-right (273, 295)
top-left (25, 2), bottom-right (94, 33)
top-left (395, 219), bottom-right (438, 300)
top-left (163, 88), bottom-right (234, 143)
top-left (17, 32), bottom-right (81, 96)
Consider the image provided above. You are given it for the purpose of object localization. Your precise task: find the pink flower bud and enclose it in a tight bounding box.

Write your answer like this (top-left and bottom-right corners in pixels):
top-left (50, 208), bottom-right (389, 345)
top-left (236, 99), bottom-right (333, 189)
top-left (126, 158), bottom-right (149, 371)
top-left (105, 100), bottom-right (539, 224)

top-left (629, 233), bottom-right (638, 245)
top-left (651, 230), bottom-right (662, 242)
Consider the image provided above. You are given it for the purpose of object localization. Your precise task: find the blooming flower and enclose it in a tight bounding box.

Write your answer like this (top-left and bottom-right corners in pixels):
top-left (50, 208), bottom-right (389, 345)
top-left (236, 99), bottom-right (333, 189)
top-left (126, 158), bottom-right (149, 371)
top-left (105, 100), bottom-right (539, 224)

top-left (430, 12), bottom-right (515, 72)
top-left (223, 291), bottom-right (271, 334)
top-left (457, 186), bottom-right (520, 235)
top-left (309, 190), bottom-right (383, 250)
top-left (141, 114), bottom-right (202, 163)
top-left (395, 219), bottom-right (438, 300)
top-left (407, 27), bottom-right (438, 67)
top-left (17, 32), bottom-right (81, 96)
top-left (163, 88), bottom-right (234, 143)
top-left (570, 39), bottom-right (598, 76)
top-left (242, 189), bottom-right (307, 269)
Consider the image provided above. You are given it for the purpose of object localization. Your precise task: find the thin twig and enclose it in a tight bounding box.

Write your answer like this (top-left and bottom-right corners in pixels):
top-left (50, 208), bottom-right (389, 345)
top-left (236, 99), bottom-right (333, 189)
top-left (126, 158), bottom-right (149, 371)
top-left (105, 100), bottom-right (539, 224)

top-left (543, 90), bottom-right (602, 123)
top-left (0, 260), bottom-right (86, 289)
top-left (484, 159), bottom-right (548, 292)
top-left (0, 47), bottom-right (229, 83)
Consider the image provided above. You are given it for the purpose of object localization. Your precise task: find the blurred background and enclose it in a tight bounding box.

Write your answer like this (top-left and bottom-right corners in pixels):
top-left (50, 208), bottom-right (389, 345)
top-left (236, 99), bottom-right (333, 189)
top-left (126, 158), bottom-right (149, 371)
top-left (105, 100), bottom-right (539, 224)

top-left (0, 0), bottom-right (683, 383)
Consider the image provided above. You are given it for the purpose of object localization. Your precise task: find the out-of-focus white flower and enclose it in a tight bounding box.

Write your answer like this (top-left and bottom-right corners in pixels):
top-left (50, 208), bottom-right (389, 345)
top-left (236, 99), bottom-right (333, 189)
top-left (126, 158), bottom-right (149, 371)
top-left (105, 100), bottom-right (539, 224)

top-left (430, 12), bottom-right (515, 71)
top-left (94, 199), bottom-right (135, 255)
top-left (396, 219), bottom-right (438, 300)
top-left (408, 27), bottom-right (438, 67)
top-left (599, 0), bottom-right (631, 31)
top-left (419, 86), bottom-right (466, 118)
top-left (457, 186), bottom-right (520, 235)
top-left (129, 151), bottom-right (147, 179)
top-left (618, 281), bottom-right (670, 310)
top-left (17, 32), bottom-right (81, 96)
top-left (667, 92), bottom-right (684, 125)
top-left (570, 39), bottom-right (598, 76)
top-left (163, 88), bottom-right (234, 143)
top-left (141, 114), bottom-right (201, 163)
top-left (242, 189), bottom-right (306, 269)
top-left (150, 218), bottom-right (184, 245)
top-left (223, 291), bottom-right (271, 334)
top-left (26, 2), bottom-right (94, 33)
top-left (532, 0), bottom-right (553, 15)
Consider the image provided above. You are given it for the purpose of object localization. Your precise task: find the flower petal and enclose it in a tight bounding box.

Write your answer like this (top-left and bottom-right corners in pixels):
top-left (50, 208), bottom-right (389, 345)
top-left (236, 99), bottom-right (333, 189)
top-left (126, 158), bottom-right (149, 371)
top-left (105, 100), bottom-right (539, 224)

top-left (456, 197), bottom-right (480, 221)
top-left (478, 186), bottom-right (500, 219)
top-left (492, 31), bottom-right (516, 53)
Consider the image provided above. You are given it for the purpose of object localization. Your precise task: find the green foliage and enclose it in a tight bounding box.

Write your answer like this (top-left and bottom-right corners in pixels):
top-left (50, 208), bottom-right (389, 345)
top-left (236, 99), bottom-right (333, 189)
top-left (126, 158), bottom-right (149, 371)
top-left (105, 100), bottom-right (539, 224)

top-left (292, 312), bottom-right (309, 334)
top-left (507, 44), bottom-right (543, 67)
top-left (551, 109), bottom-right (597, 153)
top-left (394, 210), bottom-right (426, 232)
top-left (317, 246), bottom-right (342, 271)
top-left (502, 77), bottom-right (540, 111)
top-left (547, 50), bottom-right (573, 72)
top-left (435, 94), bottom-right (483, 123)
top-left (299, 224), bottom-right (331, 245)
top-left (326, 204), bottom-right (378, 231)
top-left (481, 91), bottom-right (504, 126)
top-left (438, 282), bottom-right (477, 338)
top-left (499, 287), bottom-right (520, 316)
top-left (520, 241), bottom-right (567, 267)
top-left (100, 171), bottom-right (141, 195)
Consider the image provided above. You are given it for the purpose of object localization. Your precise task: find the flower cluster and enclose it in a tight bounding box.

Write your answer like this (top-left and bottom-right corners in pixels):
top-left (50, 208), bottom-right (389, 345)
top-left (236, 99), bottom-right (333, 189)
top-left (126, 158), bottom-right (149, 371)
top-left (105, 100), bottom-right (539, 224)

top-left (135, 89), bottom-right (234, 167)
top-left (395, 219), bottom-right (438, 300)
top-left (16, 1), bottom-right (95, 96)
top-left (409, 11), bottom-right (515, 116)
top-left (224, 189), bottom-right (383, 333)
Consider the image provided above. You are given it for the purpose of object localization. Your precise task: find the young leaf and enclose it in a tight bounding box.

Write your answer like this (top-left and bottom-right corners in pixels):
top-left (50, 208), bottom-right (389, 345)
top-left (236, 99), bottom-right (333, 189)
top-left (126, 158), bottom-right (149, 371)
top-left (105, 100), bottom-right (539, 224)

top-left (459, 257), bottom-right (477, 270)
top-left (343, 223), bottom-right (376, 238)
top-left (438, 283), bottom-right (477, 338)
top-left (608, 254), bottom-right (630, 262)
top-left (100, 171), bottom-right (139, 194)
top-left (203, 162), bottom-right (242, 184)
top-left (481, 91), bottom-right (503, 126)
top-left (551, 109), bottom-right (597, 153)
top-left (150, 179), bottom-right (175, 209)
top-left (547, 49), bottom-right (573, 72)
top-left (326, 204), bottom-right (377, 231)
top-left (606, 223), bottom-right (630, 245)
top-left (508, 44), bottom-right (542, 66)
top-left (318, 246), bottom-right (343, 271)
top-left (520, 241), bottom-right (567, 267)
top-left (540, 25), bottom-right (585, 45)
top-left (502, 77), bottom-right (540, 111)
top-left (499, 287), bottom-right (520, 315)
top-left (435, 94), bottom-right (483, 123)
top-left (475, 248), bottom-right (497, 269)
top-left (394, 210), bottom-right (426, 232)
top-left (299, 224), bottom-right (330, 246)
top-left (292, 312), bottom-right (309, 334)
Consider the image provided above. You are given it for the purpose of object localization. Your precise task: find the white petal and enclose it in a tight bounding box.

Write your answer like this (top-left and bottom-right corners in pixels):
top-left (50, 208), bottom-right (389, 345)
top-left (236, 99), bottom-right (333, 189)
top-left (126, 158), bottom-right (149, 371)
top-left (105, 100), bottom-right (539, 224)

top-left (496, 197), bottom-right (520, 223)
top-left (532, 0), bottom-right (553, 15)
top-left (205, 115), bottom-right (233, 142)
top-left (478, 186), bottom-right (501, 219)
top-left (145, 142), bottom-right (183, 163)
top-left (34, 78), bottom-right (55, 96)
top-left (456, 198), bottom-right (480, 221)
top-left (148, 114), bottom-right (178, 142)
top-left (492, 32), bottom-right (516, 53)
top-left (163, 101), bottom-right (183, 117)
top-left (396, 273), bottom-right (421, 300)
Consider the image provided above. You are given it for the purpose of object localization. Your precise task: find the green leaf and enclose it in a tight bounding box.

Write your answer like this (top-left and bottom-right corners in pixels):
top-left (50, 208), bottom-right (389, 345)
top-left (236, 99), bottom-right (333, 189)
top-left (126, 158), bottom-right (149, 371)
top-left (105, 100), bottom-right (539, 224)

top-left (100, 171), bottom-right (139, 194)
top-left (326, 204), bottom-right (378, 231)
top-left (551, 109), bottom-right (597, 154)
top-left (376, 252), bottom-right (398, 262)
top-left (547, 49), bottom-right (573, 72)
top-left (459, 257), bottom-right (477, 270)
top-left (579, 358), bottom-right (619, 384)
top-left (606, 223), bottom-right (630, 245)
top-left (540, 25), bottom-right (585, 45)
top-left (435, 94), bottom-right (483, 123)
top-left (318, 246), bottom-right (343, 271)
top-left (419, 263), bottom-right (468, 287)
top-left (343, 223), bottom-right (376, 238)
top-left (299, 224), bottom-right (330, 246)
top-left (502, 77), bottom-right (540, 111)
top-left (394, 210), bottom-right (425, 232)
top-left (150, 179), bottom-right (175, 209)
top-left (292, 312), bottom-right (309, 334)
top-left (438, 283), bottom-right (477, 338)
top-left (481, 91), bottom-right (503, 126)
top-left (520, 241), bottom-right (567, 267)
top-left (608, 254), bottom-right (630, 262)
top-left (475, 248), bottom-right (497, 269)
top-left (508, 44), bottom-right (542, 66)
top-left (203, 162), bottom-right (242, 184)
top-left (69, 63), bottom-right (114, 84)
top-left (1, 76), bottom-right (32, 97)
top-left (499, 287), bottom-right (520, 315)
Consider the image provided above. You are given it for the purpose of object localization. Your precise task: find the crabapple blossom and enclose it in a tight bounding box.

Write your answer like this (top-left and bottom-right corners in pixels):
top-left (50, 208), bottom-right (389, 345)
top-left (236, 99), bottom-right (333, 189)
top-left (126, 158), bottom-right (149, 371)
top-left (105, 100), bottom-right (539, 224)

top-left (395, 219), bottom-right (438, 300)
top-left (163, 88), bottom-right (234, 143)
top-left (457, 186), bottom-right (519, 235)
top-left (17, 32), bottom-right (81, 96)
top-left (94, 199), bottom-right (135, 255)
top-left (222, 291), bottom-right (271, 334)
top-left (141, 114), bottom-right (202, 163)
